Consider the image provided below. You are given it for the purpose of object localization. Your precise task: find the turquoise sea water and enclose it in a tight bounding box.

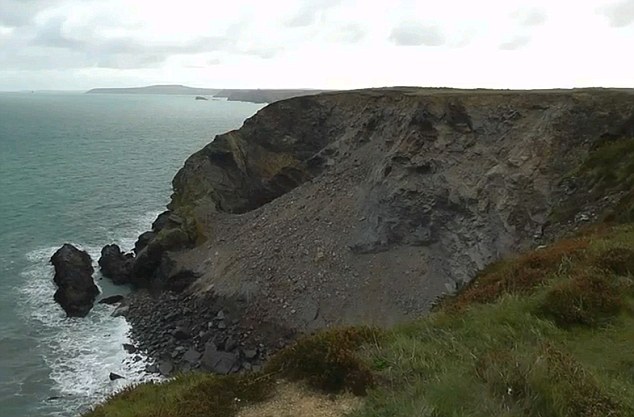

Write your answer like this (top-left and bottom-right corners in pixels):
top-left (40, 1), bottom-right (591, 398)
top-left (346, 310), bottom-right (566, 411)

top-left (0, 92), bottom-right (263, 416)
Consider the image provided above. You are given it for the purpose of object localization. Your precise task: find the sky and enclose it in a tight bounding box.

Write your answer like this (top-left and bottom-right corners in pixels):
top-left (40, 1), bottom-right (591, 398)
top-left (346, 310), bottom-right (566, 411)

top-left (0, 0), bottom-right (633, 90)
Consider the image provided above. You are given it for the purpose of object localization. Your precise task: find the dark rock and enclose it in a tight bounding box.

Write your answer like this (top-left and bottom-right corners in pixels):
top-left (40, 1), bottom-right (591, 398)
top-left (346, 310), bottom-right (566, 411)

top-left (158, 360), bottom-right (174, 376)
top-left (201, 343), bottom-right (239, 375)
top-left (172, 327), bottom-right (190, 340)
top-left (123, 343), bottom-right (137, 354)
top-left (217, 321), bottom-right (227, 330)
top-left (182, 348), bottom-right (202, 364)
top-left (109, 372), bottom-right (124, 381)
top-left (98, 295), bottom-right (124, 305)
top-left (134, 231), bottom-right (156, 254)
top-left (50, 244), bottom-right (99, 317)
top-left (242, 349), bottom-right (258, 360)
top-left (145, 363), bottom-right (158, 373)
top-left (98, 244), bottom-right (134, 285)
top-left (132, 228), bottom-right (190, 285)
top-left (152, 211), bottom-right (171, 232)
top-left (224, 337), bottom-right (238, 352)
top-left (111, 305), bottom-right (129, 317)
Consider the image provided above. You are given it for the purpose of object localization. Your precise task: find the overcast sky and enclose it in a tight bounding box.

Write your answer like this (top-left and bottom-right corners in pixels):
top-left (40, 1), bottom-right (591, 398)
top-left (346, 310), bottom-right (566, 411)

top-left (0, 0), bottom-right (633, 90)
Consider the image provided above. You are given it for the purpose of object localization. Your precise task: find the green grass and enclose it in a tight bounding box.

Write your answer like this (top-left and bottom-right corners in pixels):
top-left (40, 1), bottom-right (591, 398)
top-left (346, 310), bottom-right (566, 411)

top-left (84, 373), bottom-right (274, 417)
top-left (352, 224), bottom-right (634, 417)
top-left (84, 225), bottom-right (634, 417)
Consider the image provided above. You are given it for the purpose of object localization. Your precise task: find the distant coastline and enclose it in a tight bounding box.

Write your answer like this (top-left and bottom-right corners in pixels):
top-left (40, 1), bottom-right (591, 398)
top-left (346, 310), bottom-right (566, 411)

top-left (86, 84), bottom-right (329, 104)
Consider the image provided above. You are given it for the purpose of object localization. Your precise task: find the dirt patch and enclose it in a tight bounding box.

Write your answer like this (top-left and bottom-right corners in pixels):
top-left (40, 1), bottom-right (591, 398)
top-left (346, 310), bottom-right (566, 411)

top-left (237, 382), bottom-right (361, 417)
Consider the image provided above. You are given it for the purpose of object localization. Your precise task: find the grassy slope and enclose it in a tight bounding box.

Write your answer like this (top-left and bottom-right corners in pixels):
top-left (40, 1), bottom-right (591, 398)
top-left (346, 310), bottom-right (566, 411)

top-left (84, 136), bottom-right (634, 417)
top-left (355, 225), bottom-right (634, 417)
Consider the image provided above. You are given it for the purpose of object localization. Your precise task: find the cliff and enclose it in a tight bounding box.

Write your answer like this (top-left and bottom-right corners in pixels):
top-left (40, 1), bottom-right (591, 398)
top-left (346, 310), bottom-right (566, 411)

top-left (132, 87), bottom-right (634, 331)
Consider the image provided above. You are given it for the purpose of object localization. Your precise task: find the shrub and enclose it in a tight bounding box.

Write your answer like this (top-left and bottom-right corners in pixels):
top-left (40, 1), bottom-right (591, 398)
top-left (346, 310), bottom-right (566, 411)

top-left (445, 238), bottom-right (589, 310)
top-left (266, 327), bottom-right (381, 395)
top-left (595, 247), bottom-right (634, 276)
top-left (539, 269), bottom-right (623, 327)
top-left (533, 344), bottom-right (624, 417)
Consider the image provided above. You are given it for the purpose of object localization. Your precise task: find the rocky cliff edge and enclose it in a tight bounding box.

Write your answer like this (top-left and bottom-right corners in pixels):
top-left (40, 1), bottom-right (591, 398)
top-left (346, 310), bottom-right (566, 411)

top-left (130, 87), bottom-right (634, 331)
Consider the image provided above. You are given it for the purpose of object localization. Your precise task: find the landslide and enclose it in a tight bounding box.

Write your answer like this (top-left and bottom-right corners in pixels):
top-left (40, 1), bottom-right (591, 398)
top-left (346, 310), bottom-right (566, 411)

top-left (133, 87), bottom-right (634, 331)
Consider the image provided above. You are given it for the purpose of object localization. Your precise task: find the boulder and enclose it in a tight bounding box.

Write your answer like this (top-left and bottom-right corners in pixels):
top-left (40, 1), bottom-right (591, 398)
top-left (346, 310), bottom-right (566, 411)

top-left (172, 326), bottom-right (191, 340)
top-left (51, 244), bottom-right (99, 317)
top-left (123, 343), bottom-right (137, 354)
top-left (158, 360), bottom-right (174, 376)
top-left (98, 244), bottom-right (134, 285)
top-left (182, 348), bottom-right (202, 364)
top-left (98, 295), bottom-right (124, 305)
top-left (201, 342), bottom-right (239, 374)
top-left (109, 372), bottom-right (124, 381)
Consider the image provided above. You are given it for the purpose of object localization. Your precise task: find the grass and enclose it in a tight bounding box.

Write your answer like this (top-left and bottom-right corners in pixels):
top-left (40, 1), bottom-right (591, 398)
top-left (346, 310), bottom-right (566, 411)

top-left (84, 224), bottom-right (634, 417)
top-left (352, 224), bottom-right (634, 417)
top-left (85, 373), bottom-right (274, 417)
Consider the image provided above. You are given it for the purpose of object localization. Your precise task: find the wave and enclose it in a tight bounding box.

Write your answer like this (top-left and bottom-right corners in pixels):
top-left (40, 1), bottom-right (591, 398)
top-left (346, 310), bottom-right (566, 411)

top-left (16, 211), bottom-right (163, 416)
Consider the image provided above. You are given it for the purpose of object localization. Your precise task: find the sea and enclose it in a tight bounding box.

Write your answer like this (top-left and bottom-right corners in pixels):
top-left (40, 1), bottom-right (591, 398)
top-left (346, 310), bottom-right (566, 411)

top-left (0, 92), bottom-right (263, 417)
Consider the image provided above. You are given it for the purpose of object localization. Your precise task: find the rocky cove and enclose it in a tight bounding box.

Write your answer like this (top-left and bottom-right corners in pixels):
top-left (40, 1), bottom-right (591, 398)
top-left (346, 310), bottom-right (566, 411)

top-left (51, 87), bottom-right (634, 381)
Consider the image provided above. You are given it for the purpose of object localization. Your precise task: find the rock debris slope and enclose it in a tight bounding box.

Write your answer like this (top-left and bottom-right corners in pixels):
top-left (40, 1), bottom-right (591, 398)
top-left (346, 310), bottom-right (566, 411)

top-left (131, 88), bottom-right (634, 331)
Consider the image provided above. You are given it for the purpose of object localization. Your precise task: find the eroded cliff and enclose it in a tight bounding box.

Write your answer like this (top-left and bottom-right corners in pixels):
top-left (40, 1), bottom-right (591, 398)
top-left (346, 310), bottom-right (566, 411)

top-left (131, 88), bottom-right (634, 331)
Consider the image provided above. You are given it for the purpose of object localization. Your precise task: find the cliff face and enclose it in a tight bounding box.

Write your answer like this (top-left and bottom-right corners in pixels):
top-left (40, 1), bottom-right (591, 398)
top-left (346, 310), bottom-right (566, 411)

top-left (134, 88), bottom-right (634, 330)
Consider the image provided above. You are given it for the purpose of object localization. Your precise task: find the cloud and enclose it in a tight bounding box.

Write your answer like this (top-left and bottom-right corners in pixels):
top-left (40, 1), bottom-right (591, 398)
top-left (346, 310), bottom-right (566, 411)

top-left (18, 14), bottom-right (236, 69)
top-left (284, 0), bottom-right (342, 27)
top-left (512, 8), bottom-right (547, 26)
top-left (389, 22), bottom-right (445, 46)
top-left (0, 0), bottom-right (57, 27)
top-left (499, 35), bottom-right (531, 50)
top-left (333, 24), bottom-right (365, 43)
top-left (600, 0), bottom-right (634, 27)
top-left (31, 17), bottom-right (85, 49)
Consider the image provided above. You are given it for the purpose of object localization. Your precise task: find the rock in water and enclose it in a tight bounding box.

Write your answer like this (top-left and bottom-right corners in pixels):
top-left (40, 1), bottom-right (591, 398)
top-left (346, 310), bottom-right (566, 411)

top-left (51, 244), bottom-right (99, 317)
top-left (109, 372), bottom-right (124, 381)
top-left (98, 244), bottom-right (134, 285)
top-left (98, 295), bottom-right (124, 305)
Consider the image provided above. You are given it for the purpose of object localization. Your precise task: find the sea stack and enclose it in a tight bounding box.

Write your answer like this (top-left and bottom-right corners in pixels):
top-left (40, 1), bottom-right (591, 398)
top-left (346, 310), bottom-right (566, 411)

top-left (51, 244), bottom-right (99, 317)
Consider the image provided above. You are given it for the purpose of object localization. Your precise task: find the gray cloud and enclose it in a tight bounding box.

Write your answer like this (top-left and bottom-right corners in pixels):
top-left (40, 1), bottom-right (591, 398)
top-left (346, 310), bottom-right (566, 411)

top-left (513, 8), bottom-right (547, 26)
top-left (600, 0), bottom-right (634, 27)
top-left (499, 35), bottom-right (531, 50)
top-left (389, 22), bottom-right (445, 46)
top-left (0, 0), bottom-right (57, 27)
top-left (14, 15), bottom-right (235, 69)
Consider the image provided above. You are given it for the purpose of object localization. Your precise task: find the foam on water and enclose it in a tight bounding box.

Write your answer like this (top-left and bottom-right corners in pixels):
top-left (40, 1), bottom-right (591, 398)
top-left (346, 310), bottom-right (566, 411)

top-left (16, 212), bottom-right (162, 416)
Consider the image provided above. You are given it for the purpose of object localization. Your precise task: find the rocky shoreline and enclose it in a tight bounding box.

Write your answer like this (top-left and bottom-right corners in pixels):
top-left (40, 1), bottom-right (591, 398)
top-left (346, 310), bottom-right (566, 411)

top-left (118, 290), bottom-right (296, 377)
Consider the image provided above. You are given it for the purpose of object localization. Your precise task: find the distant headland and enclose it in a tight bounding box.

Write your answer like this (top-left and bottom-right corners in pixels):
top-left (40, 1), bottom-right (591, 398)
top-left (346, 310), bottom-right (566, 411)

top-left (86, 84), bottom-right (329, 104)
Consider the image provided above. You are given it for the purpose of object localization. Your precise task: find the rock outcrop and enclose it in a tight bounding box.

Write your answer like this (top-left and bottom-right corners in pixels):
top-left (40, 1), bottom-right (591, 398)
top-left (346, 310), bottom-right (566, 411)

top-left (129, 88), bottom-right (634, 334)
top-left (51, 244), bottom-right (100, 317)
top-left (98, 244), bottom-right (134, 285)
